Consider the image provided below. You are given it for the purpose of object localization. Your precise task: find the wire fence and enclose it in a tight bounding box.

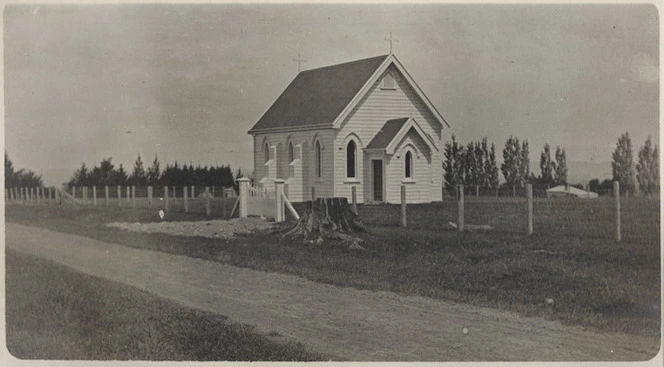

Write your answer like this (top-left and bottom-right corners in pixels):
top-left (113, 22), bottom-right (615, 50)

top-left (358, 183), bottom-right (659, 243)
top-left (5, 185), bottom-right (240, 219)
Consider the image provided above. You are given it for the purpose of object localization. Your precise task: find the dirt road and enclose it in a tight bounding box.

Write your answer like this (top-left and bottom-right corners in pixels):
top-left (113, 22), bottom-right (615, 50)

top-left (5, 223), bottom-right (660, 361)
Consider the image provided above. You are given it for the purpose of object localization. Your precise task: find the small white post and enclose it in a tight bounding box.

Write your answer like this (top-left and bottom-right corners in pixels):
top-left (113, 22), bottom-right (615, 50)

top-left (183, 186), bottom-right (189, 213)
top-left (205, 186), bottom-right (211, 216)
top-left (117, 186), bottom-right (122, 207)
top-left (132, 186), bottom-right (136, 208)
top-left (614, 181), bottom-right (621, 241)
top-left (401, 185), bottom-right (407, 227)
top-left (238, 178), bottom-right (250, 218)
top-left (105, 186), bottom-right (109, 206)
top-left (527, 183), bottom-right (533, 236)
top-left (458, 184), bottom-right (464, 232)
top-left (93, 186), bottom-right (97, 207)
top-left (275, 179), bottom-right (285, 222)
top-left (164, 186), bottom-right (169, 211)
top-left (126, 186), bottom-right (131, 204)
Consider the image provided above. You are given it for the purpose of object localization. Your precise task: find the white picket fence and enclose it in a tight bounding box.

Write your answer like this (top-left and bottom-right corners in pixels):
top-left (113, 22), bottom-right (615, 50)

top-left (237, 178), bottom-right (298, 222)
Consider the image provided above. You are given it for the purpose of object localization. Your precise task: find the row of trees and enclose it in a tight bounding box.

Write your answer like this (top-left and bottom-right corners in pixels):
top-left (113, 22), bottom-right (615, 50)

top-left (5, 152), bottom-right (44, 188)
top-left (611, 133), bottom-right (658, 196)
top-left (443, 136), bottom-right (500, 194)
top-left (68, 154), bottom-right (242, 189)
top-left (443, 135), bottom-right (565, 192)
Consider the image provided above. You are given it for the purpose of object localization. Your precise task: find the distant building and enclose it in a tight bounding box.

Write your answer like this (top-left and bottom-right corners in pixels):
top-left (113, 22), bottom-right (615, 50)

top-left (248, 54), bottom-right (450, 203)
top-left (546, 185), bottom-right (598, 199)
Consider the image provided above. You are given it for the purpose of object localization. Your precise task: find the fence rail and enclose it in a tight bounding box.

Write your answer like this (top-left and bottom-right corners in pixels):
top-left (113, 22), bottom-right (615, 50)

top-left (6, 185), bottom-right (239, 218)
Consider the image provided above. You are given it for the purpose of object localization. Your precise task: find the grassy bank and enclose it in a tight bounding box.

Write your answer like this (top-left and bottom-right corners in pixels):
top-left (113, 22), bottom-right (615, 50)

top-left (5, 249), bottom-right (322, 361)
top-left (6, 198), bottom-right (661, 338)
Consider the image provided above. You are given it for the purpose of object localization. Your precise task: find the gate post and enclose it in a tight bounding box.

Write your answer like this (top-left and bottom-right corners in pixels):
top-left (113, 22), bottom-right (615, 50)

top-left (275, 179), bottom-right (285, 222)
top-left (238, 178), bottom-right (250, 218)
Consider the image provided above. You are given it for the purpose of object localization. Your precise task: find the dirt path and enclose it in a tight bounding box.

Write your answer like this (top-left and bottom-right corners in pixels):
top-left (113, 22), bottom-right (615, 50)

top-left (5, 223), bottom-right (660, 361)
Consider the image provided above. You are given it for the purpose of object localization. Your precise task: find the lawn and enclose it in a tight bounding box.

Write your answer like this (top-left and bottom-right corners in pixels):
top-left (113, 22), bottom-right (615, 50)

top-left (5, 249), bottom-right (322, 361)
top-left (5, 196), bottom-right (661, 339)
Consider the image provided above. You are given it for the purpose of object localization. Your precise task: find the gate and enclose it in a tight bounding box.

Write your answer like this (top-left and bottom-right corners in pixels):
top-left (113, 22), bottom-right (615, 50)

top-left (246, 185), bottom-right (276, 218)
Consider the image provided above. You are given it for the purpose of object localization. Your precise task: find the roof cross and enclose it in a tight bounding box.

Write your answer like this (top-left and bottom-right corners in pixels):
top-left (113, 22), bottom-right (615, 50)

top-left (384, 31), bottom-right (399, 54)
top-left (292, 52), bottom-right (307, 73)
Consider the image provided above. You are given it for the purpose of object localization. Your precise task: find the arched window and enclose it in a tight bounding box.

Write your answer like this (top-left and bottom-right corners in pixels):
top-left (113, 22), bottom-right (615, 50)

top-left (315, 140), bottom-right (322, 178)
top-left (405, 151), bottom-right (413, 178)
top-left (288, 142), bottom-right (294, 163)
top-left (346, 140), bottom-right (356, 178)
top-left (264, 143), bottom-right (269, 163)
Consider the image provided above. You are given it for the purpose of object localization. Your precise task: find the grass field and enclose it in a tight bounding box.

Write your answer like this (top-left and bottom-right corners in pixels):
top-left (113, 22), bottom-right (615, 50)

top-left (5, 249), bottom-right (321, 361)
top-left (5, 196), bottom-right (661, 339)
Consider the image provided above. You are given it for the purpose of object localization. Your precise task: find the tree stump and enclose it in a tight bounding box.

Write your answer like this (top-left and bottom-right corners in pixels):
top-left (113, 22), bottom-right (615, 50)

top-left (282, 197), bottom-right (366, 249)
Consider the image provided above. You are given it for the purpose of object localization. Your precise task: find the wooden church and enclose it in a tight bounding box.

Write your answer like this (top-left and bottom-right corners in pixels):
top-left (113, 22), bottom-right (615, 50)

top-left (248, 53), bottom-right (449, 203)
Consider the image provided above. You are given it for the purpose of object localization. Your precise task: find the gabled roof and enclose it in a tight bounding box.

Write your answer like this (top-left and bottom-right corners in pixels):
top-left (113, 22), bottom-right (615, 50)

top-left (365, 118), bottom-right (409, 150)
top-left (249, 54), bottom-right (450, 134)
top-left (249, 55), bottom-right (389, 132)
top-left (366, 117), bottom-right (439, 154)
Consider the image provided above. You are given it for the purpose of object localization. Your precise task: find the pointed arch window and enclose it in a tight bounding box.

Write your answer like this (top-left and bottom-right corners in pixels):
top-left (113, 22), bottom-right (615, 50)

top-left (288, 142), bottom-right (294, 163)
top-left (405, 151), bottom-right (413, 178)
top-left (264, 143), bottom-right (269, 163)
top-left (315, 140), bottom-right (322, 178)
top-left (346, 140), bottom-right (356, 178)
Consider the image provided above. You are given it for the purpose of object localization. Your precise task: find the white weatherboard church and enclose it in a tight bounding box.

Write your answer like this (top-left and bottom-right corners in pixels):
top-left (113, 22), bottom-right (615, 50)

top-left (248, 54), bottom-right (450, 203)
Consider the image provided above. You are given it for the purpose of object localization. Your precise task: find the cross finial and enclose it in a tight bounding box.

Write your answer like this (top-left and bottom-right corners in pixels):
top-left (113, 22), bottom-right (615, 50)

top-left (292, 52), bottom-right (307, 73)
top-left (384, 31), bottom-right (399, 54)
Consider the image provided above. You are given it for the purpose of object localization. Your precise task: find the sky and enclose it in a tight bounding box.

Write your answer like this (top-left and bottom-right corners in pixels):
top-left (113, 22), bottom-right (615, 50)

top-left (3, 2), bottom-right (659, 186)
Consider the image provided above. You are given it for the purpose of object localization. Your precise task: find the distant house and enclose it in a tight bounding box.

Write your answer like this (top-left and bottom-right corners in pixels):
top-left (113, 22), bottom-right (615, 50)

top-left (248, 54), bottom-right (450, 203)
top-left (546, 185), bottom-right (598, 199)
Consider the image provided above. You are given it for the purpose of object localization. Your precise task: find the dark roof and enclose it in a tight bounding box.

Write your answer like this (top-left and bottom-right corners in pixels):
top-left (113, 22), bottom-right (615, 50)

top-left (250, 55), bottom-right (389, 132)
top-left (365, 118), bottom-right (409, 150)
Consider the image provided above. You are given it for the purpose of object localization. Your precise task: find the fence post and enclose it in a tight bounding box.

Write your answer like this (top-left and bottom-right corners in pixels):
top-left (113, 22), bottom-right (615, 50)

top-left (183, 186), bottom-right (189, 213)
top-left (117, 186), bottom-right (122, 207)
top-left (48, 187), bottom-right (53, 203)
top-left (205, 186), bottom-right (211, 217)
top-left (401, 185), bottom-right (407, 227)
top-left (105, 186), bottom-right (109, 206)
top-left (164, 186), bottom-right (169, 211)
top-left (458, 184), bottom-right (464, 232)
top-left (93, 186), bottom-right (97, 207)
top-left (275, 179), bottom-right (285, 222)
top-left (614, 181), bottom-right (621, 241)
top-left (125, 186), bottom-right (130, 204)
top-left (527, 183), bottom-right (533, 236)
top-left (351, 186), bottom-right (357, 214)
top-left (71, 186), bottom-right (76, 202)
top-left (238, 178), bottom-right (250, 218)
top-left (132, 186), bottom-right (136, 208)
top-left (147, 186), bottom-right (153, 206)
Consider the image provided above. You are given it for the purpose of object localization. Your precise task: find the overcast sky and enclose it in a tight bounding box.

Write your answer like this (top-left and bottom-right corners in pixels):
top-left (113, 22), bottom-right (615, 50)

top-left (4, 3), bottom-right (659, 186)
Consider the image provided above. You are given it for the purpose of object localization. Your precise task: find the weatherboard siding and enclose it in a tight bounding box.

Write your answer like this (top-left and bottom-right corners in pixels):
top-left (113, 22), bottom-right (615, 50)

top-left (384, 133), bottom-right (432, 203)
top-left (253, 129), bottom-right (334, 201)
top-left (333, 66), bottom-right (444, 202)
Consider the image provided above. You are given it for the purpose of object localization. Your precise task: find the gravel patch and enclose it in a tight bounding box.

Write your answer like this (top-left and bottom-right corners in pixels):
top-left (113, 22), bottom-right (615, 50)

top-left (106, 217), bottom-right (276, 239)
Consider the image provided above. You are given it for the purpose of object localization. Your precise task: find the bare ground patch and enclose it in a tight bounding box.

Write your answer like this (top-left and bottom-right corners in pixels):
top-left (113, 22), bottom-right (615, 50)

top-left (106, 217), bottom-right (275, 239)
